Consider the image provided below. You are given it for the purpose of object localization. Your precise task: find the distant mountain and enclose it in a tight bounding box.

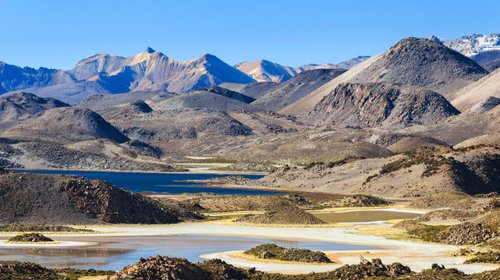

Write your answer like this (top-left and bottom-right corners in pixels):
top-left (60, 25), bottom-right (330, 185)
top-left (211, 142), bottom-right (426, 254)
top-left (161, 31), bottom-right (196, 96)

top-left (192, 86), bottom-right (256, 103)
top-left (307, 83), bottom-right (460, 128)
top-left (0, 62), bottom-right (74, 94)
top-left (336, 56), bottom-right (370, 70)
top-left (85, 48), bottom-right (256, 94)
top-left (438, 33), bottom-right (500, 56)
top-left (435, 33), bottom-right (500, 71)
top-left (153, 87), bottom-right (259, 113)
top-left (219, 82), bottom-right (279, 99)
top-left (452, 68), bottom-right (500, 111)
top-left (235, 60), bottom-right (298, 82)
top-left (253, 68), bottom-right (345, 111)
top-left (0, 92), bottom-right (69, 128)
top-left (9, 107), bottom-right (129, 143)
top-left (68, 53), bottom-right (128, 80)
top-left (469, 50), bottom-right (500, 72)
top-left (235, 60), bottom-right (340, 82)
top-left (0, 48), bottom-right (256, 103)
top-left (295, 63), bottom-right (342, 72)
top-left (282, 37), bottom-right (488, 116)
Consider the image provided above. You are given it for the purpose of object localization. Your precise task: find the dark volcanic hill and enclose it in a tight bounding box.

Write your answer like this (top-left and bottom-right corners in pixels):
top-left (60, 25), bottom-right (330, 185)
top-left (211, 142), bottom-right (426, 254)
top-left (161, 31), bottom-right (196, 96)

top-left (193, 86), bottom-right (256, 103)
top-left (77, 91), bottom-right (174, 115)
top-left (220, 82), bottom-right (279, 99)
top-left (253, 68), bottom-right (345, 111)
top-left (349, 38), bottom-right (488, 97)
top-left (0, 173), bottom-right (181, 224)
top-left (109, 108), bottom-right (253, 142)
top-left (0, 92), bottom-right (69, 127)
top-left (471, 50), bottom-right (500, 72)
top-left (307, 83), bottom-right (460, 128)
top-left (7, 107), bottom-right (128, 143)
top-left (282, 37), bottom-right (489, 115)
top-left (153, 88), bottom-right (259, 112)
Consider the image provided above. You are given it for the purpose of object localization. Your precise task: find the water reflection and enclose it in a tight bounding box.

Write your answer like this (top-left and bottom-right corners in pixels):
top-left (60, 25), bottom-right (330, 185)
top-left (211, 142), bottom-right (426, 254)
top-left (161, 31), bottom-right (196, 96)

top-left (0, 235), bottom-right (375, 270)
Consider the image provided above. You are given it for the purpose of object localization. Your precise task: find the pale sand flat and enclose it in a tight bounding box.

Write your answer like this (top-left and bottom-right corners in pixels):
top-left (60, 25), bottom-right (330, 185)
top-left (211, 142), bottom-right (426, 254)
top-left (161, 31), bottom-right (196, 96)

top-left (0, 240), bottom-right (96, 248)
top-left (50, 223), bottom-right (499, 274)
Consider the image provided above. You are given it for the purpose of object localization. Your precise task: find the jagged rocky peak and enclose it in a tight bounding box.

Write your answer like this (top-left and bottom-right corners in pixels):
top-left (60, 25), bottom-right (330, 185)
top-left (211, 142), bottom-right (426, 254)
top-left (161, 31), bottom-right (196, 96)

top-left (440, 33), bottom-right (500, 56)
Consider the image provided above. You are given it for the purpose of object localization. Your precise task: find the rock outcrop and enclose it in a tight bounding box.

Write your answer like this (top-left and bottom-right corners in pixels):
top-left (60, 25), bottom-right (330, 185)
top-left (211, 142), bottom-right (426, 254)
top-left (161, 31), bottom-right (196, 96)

top-left (307, 83), bottom-right (460, 128)
top-left (0, 173), bottom-right (182, 224)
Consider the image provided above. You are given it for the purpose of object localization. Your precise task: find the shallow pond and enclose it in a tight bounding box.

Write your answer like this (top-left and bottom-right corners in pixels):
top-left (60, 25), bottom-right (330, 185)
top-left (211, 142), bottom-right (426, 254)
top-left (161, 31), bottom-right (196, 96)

top-left (0, 235), bottom-right (376, 270)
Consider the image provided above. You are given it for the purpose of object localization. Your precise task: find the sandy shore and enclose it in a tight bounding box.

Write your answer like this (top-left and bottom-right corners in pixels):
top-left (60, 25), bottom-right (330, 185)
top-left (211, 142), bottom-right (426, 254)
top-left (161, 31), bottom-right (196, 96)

top-left (0, 240), bottom-right (96, 248)
top-left (16, 222), bottom-right (495, 274)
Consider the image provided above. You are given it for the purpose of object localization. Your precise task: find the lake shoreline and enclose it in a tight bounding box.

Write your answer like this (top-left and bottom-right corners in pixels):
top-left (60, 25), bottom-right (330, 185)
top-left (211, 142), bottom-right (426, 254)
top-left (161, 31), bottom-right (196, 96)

top-left (1, 221), bottom-right (497, 274)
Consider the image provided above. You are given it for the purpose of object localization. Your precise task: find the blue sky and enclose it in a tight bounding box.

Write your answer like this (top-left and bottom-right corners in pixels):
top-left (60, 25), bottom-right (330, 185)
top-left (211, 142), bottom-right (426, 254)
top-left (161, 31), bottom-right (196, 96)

top-left (0, 0), bottom-right (498, 70)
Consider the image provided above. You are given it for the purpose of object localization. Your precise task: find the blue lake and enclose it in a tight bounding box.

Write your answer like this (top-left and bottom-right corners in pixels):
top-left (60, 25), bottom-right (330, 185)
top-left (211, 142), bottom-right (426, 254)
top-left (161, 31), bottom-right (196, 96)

top-left (15, 169), bottom-right (277, 195)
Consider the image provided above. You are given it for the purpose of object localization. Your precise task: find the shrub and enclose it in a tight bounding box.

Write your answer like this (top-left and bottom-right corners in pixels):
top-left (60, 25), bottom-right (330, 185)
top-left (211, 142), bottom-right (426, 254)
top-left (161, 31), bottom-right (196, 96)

top-left (8, 233), bottom-right (53, 243)
top-left (244, 243), bottom-right (332, 263)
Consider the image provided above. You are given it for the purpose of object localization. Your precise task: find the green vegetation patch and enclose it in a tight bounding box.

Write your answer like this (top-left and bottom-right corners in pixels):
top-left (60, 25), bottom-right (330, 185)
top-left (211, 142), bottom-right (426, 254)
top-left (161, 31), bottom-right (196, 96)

top-left (464, 251), bottom-right (500, 264)
top-left (0, 261), bottom-right (115, 280)
top-left (244, 243), bottom-right (332, 263)
top-left (0, 224), bottom-right (93, 233)
top-left (379, 148), bottom-right (453, 177)
top-left (303, 156), bottom-right (366, 170)
top-left (7, 233), bottom-right (54, 243)
top-left (407, 224), bottom-right (450, 242)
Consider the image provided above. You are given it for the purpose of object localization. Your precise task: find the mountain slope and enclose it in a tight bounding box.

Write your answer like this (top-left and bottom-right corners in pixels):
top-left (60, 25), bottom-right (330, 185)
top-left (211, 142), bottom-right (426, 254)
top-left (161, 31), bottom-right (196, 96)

top-left (0, 62), bottom-right (74, 94)
top-left (347, 38), bottom-right (488, 96)
top-left (219, 82), bottom-right (279, 99)
top-left (451, 68), bottom-right (500, 111)
top-left (336, 56), bottom-right (370, 69)
top-left (0, 92), bottom-right (69, 127)
top-left (236, 60), bottom-right (341, 82)
top-left (235, 60), bottom-right (297, 82)
top-left (253, 68), bottom-right (345, 111)
top-left (68, 53), bottom-right (128, 80)
top-left (6, 107), bottom-right (129, 143)
top-left (153, 88), bottom-right (258, 112)
top-left (306, 83), bottom-right (460, 128)
top-left (470, 50), bottom-right (500, 72)
top-left (192, 86), bottom-right (255, 103)
top-left (281, 37), bottom-right (488, 115)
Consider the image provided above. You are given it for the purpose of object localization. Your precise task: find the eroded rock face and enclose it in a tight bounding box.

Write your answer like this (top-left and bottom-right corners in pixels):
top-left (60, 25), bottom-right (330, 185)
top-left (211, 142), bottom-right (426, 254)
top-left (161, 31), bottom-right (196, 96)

top-left (111, 256), bottom-right (207, 280)
top-left (308, 82), bottom-right (460, 128)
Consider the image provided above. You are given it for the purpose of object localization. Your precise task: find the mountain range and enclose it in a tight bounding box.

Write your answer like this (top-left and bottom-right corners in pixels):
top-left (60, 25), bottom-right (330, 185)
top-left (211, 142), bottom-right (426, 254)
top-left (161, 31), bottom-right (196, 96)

top-left (0, 32), bottom-right (498, 173)
top-left (0, 32), bottom-right (497, 104)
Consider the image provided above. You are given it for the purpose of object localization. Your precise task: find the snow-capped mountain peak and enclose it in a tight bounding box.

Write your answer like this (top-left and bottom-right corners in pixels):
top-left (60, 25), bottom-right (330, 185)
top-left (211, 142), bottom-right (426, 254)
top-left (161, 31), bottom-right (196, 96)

top-left (440, 33), bottom-right (500, 56)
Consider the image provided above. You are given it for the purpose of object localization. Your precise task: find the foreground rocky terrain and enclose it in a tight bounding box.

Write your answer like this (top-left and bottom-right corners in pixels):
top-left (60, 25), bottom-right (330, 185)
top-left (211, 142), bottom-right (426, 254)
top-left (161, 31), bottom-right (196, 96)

top-left (2, 256), bottom-right (497, 280)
